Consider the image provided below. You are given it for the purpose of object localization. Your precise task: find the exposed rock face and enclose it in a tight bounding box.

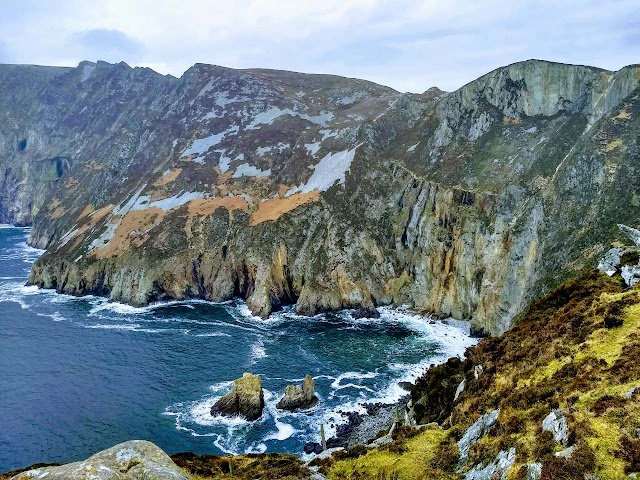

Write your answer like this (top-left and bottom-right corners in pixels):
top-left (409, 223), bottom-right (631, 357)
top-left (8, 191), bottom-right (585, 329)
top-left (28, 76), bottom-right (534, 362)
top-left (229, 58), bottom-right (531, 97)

top-left (211, 372), bottom-right (264, 421)
top-left (598, 224), bottom-right (640, 286)
top-left (9, 440), bottom-right (190, 479)
top-left (457, 409), bottom-right (500, 467)
top-left (0, 59), bottom-right (638, 334)
top-left (542, 409), bottom-right (569, 446)
top-left (464, 447), bottom-right (515, 480)
top-left (276, 374), bottom-right (318, 410)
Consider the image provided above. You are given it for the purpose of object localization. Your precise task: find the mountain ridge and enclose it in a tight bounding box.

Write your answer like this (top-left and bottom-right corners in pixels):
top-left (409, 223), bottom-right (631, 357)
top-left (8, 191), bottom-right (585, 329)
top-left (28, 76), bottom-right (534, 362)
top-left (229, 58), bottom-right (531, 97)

top-left (0, 58), bottom-right (638, 334)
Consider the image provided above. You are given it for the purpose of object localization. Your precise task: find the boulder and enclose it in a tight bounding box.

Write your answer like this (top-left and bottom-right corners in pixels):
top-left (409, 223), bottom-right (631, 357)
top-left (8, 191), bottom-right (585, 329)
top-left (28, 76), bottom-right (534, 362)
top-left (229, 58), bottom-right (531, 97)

top-left (303, 442), bottom-right (323, 454)
top-left (277, 374), bottom-right (318, 410)
top-left (211, 372), bottom-right (264, 421)
top-left (351, 307), bottom-right (381, 319)
top-left (10, 440), bottom-right (190, 480)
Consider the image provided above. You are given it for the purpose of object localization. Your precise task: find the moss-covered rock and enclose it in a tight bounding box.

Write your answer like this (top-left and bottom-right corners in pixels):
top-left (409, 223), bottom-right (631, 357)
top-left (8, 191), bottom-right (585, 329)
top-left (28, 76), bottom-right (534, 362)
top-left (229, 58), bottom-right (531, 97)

top-left (211, 373), bottom-right (265, 421)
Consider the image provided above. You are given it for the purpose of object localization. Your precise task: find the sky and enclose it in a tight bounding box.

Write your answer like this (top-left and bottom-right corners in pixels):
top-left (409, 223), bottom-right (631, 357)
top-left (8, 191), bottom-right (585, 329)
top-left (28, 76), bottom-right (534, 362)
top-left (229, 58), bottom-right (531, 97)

top-left (0, 0), bottom-right (638, 93)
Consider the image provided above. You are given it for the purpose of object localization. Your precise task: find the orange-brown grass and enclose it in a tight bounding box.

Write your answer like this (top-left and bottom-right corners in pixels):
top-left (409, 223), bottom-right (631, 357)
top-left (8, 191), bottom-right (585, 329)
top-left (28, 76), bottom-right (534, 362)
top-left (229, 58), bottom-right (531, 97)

top-left (153, 168), bottom-right (182, 187)
top-left (249, 191), bottom-right (319, 226)
top-left (91, 207), bottom-right (166, 259)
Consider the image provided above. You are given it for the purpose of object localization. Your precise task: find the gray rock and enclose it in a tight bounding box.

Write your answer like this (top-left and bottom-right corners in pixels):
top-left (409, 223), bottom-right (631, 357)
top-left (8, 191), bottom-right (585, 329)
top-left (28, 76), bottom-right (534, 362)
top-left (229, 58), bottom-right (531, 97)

top-left (622, 265), bottom-right (640, 287)
top-left (457, 409), bottom-right (500, 467)
top-left (555, 445), bottom-right (575, 458)
top-left (598, 247), bottom-right (623, 276)
top-left (625, 386), bottom-right (639, 399)
top-left (464, 447), bottom-right (516, 480)
top-left (10, 440), bottom-right (190, 480)
top-left (526, 462), bottom-right (542, 480)
top-left (211, 372), bottom-right (264, 421)
top-left (542, 409), bottom-right (569, 446)
top-left (351, 306), bottom-right (380, 319)
top-left (276, 374), bottom-right (319, 410)
top-left (619, 224), bottom-right (640, 248)
top-left (454, 378), bottom-right (465, 402)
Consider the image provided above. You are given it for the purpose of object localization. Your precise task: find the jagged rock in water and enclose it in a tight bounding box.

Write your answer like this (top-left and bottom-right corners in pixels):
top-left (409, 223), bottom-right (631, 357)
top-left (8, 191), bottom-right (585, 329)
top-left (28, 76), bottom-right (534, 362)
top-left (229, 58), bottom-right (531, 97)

top-left (1, 59), bottom-right (639, 335)
top-left (351, 306), bottom-right (381, 319)
top-left (303, 442), bottom-right (323, 454)
top-left (276, 374), bottom-right (318, 411)
top-left (457, 409), bottom-right (500, 467)
top-left (211, 372), bottom-right (264, 421)
top-left (542, 409), bottom-right (569, 446)
top-left (9, 440), bottom-right (190, 480)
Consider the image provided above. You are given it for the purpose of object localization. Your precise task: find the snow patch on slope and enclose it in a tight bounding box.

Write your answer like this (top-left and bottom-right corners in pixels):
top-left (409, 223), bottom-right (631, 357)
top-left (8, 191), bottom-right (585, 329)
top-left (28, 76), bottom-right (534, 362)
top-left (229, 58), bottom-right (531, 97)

top-left (286, 144), bottom-right (362, 196)
top-left (305, 142), bottom-right (321, 156)
top-left (80, 64), bottom-right (96, 83)
top-left (87, 185), bottom-right (207, 252)
top-left (246, 107), bottom-right (334, 130)
top-left (180, 126), bottom-right (239, 158)
top-left (232, 164), bottom-right (271, 178)
top-left (256, 143), bottom-right (289, 156)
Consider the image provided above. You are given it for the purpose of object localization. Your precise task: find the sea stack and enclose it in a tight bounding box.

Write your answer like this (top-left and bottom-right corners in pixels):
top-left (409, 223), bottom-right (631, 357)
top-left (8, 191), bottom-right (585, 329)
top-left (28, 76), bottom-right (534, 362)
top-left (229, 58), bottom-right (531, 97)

top-left (211, 372), bottom-right (264, 421)
top-left (276, 374), bottom-right (319, 410)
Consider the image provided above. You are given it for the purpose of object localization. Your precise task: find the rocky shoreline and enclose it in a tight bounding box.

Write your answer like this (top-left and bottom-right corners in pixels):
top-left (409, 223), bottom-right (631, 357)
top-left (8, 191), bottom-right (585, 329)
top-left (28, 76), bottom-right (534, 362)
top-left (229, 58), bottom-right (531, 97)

top-left (325, 401), bottom-right (403, 450)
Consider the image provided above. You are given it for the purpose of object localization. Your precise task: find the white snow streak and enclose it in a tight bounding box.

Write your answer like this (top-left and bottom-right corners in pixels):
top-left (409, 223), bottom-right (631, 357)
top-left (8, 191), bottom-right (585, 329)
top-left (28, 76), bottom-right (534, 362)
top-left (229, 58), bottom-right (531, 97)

top-left (286, 144), bottom-right (362, 196)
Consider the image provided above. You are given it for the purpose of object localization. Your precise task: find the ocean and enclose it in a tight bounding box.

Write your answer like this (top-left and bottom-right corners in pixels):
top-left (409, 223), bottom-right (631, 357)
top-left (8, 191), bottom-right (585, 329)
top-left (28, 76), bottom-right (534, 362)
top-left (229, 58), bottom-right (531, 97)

top-left (0, 225), bottom-right (474, 471)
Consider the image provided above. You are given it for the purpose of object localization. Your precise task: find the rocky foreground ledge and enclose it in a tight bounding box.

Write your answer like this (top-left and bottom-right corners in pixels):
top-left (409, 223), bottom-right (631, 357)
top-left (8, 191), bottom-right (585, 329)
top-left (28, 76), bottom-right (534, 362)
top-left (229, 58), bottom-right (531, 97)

top-left (1, 441), bottom-right (312, 480)
top-left (3, 441), bottom-right (191, 480)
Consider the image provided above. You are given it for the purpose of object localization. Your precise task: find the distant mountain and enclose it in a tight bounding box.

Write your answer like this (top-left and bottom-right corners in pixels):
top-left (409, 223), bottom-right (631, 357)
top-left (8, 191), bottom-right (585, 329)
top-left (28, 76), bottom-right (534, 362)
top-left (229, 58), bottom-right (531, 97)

top-left (1, 59), bottom-right (638, 334)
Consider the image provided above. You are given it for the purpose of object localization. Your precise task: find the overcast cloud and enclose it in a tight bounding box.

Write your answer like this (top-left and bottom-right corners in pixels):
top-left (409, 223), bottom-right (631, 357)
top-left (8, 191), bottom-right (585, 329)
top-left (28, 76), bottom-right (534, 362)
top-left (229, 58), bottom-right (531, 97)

top-left (0, 0), bottom-right (638, 92)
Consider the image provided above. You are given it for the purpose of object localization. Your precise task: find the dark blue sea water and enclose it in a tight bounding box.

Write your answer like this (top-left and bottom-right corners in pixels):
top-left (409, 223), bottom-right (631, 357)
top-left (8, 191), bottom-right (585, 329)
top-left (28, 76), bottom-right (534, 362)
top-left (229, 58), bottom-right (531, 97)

top-left (0, 225), bottom-right (474, 471)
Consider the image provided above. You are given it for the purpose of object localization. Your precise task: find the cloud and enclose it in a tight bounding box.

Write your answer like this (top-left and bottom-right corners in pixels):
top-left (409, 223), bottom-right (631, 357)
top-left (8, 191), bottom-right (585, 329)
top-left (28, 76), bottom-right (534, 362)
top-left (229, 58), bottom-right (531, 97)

top-left (0, 0), bottom-right (637, 92)
top-left (70, 28), bottom-right (143, 63)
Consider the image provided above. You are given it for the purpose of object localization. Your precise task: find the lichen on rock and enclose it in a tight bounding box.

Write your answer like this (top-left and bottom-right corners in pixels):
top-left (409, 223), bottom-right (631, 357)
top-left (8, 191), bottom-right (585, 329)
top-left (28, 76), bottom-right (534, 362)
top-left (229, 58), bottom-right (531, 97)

top-left (9, 440), bottom-right (189, 480)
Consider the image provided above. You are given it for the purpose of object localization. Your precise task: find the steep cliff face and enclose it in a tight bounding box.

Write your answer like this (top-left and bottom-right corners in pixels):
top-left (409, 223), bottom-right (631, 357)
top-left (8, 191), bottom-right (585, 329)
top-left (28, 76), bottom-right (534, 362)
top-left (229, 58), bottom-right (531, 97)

top-left (0, 61), bottom-right (176, 225)
top-left (2, 59), bottom-right (638, 334)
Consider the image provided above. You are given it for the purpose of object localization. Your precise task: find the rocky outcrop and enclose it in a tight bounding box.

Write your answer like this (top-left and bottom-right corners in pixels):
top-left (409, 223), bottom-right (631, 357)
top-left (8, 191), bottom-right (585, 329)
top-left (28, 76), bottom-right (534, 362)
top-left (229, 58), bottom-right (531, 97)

top-left (0, 59), bottom-right (637, 334)
top-left (276, 374), bottom-right (318, 410)
top-left (456, 409), bottom-right (500, 467)
top-left (351, 307), bottom-right (380, 319)
top-left (464, 447), bottom-right (516, 480)
top-left (598, 224), bottom-right (640, 287)
top-left (541, 409), bottom-right (569, 446)
top-left (9, 440), bottom-right (189, 480)
top-left (211, 372), bottom-right (264, 421)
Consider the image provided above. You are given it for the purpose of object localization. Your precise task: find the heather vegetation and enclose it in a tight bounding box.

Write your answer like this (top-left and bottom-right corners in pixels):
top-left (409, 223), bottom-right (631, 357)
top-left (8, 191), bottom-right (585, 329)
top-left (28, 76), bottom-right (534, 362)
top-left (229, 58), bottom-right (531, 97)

top-left (318, 270), bottom-right (640, 479)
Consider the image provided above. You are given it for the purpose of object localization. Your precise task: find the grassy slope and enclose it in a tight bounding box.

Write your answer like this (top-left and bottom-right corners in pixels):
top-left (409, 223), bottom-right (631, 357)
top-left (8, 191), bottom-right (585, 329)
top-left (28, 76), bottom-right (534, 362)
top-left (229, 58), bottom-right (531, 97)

top-left (319, 270), bottom-right (640, 480)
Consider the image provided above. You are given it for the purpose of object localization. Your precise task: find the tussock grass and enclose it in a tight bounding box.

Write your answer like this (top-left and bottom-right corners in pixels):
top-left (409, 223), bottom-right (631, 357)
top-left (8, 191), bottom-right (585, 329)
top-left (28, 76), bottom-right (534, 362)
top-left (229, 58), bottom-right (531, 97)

top-left (326, 271), bottom-right (640, 479)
